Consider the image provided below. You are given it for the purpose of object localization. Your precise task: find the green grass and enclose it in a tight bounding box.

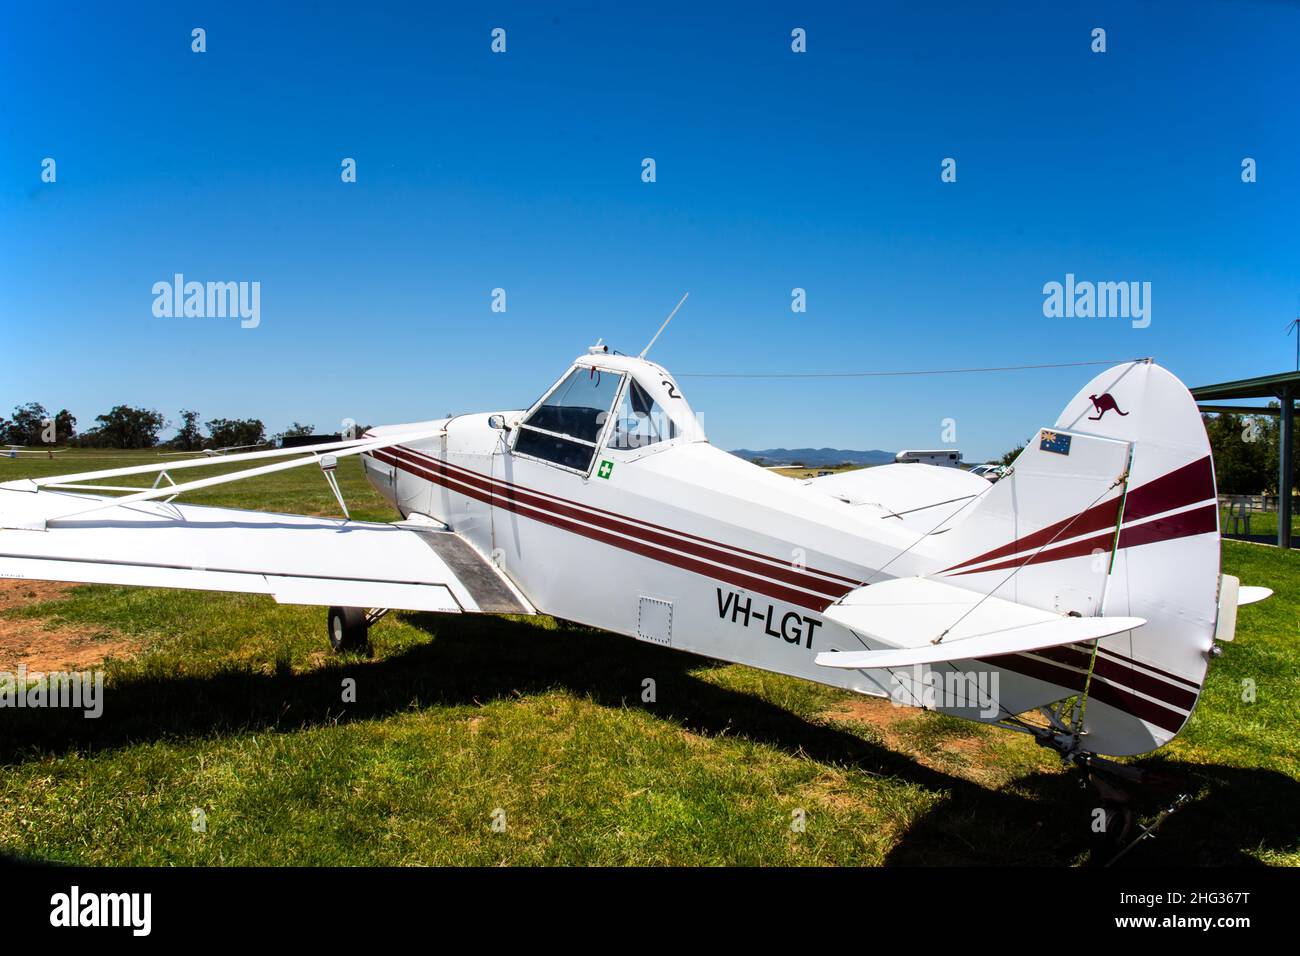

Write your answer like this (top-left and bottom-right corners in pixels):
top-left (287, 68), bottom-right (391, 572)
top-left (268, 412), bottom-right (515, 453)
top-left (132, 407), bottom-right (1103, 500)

top-left (0, 452), bottom-right (1297, 865)
top-left (1219, 505), bottom-right (1300, 545)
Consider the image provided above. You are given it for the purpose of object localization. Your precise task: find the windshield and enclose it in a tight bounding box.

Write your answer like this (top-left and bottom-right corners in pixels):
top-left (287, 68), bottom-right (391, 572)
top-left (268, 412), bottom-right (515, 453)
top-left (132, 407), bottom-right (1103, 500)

top-left (523, 367), bottom-right (622, 443)
top-left (513, 366), bottom-right (624, 472)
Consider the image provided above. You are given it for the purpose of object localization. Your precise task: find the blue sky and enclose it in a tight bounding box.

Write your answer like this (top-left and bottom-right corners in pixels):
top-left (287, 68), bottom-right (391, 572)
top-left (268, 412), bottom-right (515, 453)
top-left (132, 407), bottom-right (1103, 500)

top-left (2, 1), bottom-right (1297, 460)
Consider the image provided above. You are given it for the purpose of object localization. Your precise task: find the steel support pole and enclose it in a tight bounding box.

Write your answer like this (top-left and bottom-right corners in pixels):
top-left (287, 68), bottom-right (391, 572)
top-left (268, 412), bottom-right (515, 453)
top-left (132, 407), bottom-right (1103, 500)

top-left (1280, 385), bottom-right (1294, 548)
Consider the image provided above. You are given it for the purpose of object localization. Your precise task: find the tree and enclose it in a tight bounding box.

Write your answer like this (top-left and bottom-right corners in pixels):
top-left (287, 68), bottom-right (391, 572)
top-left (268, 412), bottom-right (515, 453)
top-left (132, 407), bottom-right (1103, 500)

top-left (85, 405), bottom-right (168, 449)
top-left (52, 409), bottom-right (76, 444)
top-left (174, 410), bottom-right (204, 451)
top-left (1203, 412), bottom-right (1271, 495)
top-left (269, 421), bottom-right (320, 446)
top-left (0, 403), bottom-right (76, 445)
top-left (8, 402), bottom-right (48, 445)
top-left (1262, 403), bottom-right (1300, 497)
top-left (205, 417), bottom-right (265, 450)
top-left (999, 444), bottom-right (1025, 466)
top-left (1201, 407), bottom-right (1300, 496)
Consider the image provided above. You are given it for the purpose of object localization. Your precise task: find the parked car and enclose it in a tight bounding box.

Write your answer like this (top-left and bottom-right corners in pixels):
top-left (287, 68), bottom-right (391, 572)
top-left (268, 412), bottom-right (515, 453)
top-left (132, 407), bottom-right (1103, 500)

top-left (968, 463), bottom-right (1007, 482)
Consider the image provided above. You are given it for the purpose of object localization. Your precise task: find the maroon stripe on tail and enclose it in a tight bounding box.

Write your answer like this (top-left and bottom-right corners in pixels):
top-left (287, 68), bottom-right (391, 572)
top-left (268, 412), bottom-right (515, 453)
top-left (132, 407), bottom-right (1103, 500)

top-left (947, 503), bottom-right (1218, 576)
top-left (1118, 503), bottom-right (1219, 549)
top-left (947, 529), bottom-right (1117, 576)
top-left (942, 455), bottom-right (1215, 574)
top-left (1121, 456), bottom-right (1216, 523)
top-left (1029, 645), bottom-right (1199, 711)
top-left (1095, 646), bottom-right (1201, 690)
top-left (942, 496), bottom-right (1121, 573)
top-left (981, 652), bottom-right (1189, 734)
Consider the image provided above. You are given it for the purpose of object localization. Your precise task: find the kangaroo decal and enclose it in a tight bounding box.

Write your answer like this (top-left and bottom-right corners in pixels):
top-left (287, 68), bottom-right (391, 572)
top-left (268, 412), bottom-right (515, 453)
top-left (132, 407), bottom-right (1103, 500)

top-left (1087, 393), bottom-right (1129, 420)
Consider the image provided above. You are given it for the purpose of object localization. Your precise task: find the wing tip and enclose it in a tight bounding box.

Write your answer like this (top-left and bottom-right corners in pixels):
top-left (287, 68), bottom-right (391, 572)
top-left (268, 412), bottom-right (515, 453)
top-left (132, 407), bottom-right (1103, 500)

top-left (1238, 586), bottom-right (1273, 606)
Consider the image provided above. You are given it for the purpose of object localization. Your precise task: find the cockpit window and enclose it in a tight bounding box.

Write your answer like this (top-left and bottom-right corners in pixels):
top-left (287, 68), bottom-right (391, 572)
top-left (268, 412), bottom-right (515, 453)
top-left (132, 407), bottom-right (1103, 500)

top-left (609, 378), bottom-right (680, 450)
top-left (514, 367), bottom-right (623, 472)
top-left (523, 367), bottom-right (622, 442)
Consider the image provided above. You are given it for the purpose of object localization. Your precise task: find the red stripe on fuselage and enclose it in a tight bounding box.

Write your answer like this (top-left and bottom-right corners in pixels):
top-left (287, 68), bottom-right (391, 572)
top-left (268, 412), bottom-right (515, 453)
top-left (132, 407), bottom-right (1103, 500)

top-left (375, 447), bottom-right (843, 610)
top-left (394, 446), bottom-right (860, 595)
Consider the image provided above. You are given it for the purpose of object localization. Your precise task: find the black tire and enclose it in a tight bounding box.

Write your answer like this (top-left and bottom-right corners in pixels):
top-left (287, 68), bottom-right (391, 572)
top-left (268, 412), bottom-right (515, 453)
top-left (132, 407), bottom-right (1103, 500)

top-left (327, 606), bottom-right (368, 652)
top-left (1087, 804), bottom-right (1135, 866)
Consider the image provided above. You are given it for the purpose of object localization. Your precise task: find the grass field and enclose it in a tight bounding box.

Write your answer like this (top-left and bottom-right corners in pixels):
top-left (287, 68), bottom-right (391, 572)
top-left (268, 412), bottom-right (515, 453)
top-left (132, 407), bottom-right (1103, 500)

top-left (1, 450), bottom-right (1297, 866)
top-left (772, 464), bottom-right (864, 480)
top-left (1218, 505), bottom-right (1299, 546)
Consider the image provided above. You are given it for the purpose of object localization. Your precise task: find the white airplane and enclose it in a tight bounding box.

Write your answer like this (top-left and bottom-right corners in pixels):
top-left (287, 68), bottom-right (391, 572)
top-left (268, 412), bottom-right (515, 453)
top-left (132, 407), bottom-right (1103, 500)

top-left (0, 342), bottom-right (1271, 774)
top-left (158, 442), bottom-right (271, 458)
top-left (3, 445), bottom-right (67, 458)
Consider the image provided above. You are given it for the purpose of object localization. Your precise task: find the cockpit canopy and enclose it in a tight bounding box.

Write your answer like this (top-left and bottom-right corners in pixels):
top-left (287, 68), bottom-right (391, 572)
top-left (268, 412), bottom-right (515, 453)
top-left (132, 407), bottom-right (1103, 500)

top-left (512, 354), bottom-right (704, 474)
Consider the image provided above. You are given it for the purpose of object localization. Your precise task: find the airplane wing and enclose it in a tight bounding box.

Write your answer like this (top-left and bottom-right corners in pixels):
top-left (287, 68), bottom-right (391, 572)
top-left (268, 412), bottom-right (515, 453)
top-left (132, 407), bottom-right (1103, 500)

top-left (0, 431), bottom-right (533, 615)
top-left (802, 463), bottom-right (994, 534)
top-left (813, 576), bottom-right (1144, 669)
top-left (0, 492), bottom-right (531, 614)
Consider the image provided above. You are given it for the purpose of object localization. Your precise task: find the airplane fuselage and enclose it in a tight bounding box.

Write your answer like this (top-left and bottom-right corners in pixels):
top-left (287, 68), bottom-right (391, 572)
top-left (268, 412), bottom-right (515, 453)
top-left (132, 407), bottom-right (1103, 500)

top-left (360, 388), bottom-right (1033, 722)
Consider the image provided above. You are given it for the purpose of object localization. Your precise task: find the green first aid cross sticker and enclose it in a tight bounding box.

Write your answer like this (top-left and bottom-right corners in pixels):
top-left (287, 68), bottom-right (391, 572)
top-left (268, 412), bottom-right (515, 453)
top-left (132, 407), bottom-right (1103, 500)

top-left (597, 460), bottom-right (614, 479)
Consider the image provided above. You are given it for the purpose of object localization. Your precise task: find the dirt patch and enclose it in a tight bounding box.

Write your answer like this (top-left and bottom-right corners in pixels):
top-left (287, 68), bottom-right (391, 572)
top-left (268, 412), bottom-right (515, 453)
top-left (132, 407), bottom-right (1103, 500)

top-left (934, 733), bottom-right (987, 758)
top-left (820, 693), bottom-right (1000, 777)
top-left (0, 579), bottom-right (137, 671)
top-left (0, 578), bottom-right (73, 612)
top-left (821, 694), bottom-right (914, 739)
top-left (0, 618), bottom-right (135, 672)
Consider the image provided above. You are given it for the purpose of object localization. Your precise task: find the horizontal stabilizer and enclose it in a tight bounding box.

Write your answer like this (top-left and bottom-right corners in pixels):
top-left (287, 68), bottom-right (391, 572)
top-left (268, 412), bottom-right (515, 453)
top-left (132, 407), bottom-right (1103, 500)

top-left (814, 615), bottom-right (1145, 669)
top-left (813, 576), bottom-right (1144, 669)
top-left (1239, 586), bottom-right (1273, 606)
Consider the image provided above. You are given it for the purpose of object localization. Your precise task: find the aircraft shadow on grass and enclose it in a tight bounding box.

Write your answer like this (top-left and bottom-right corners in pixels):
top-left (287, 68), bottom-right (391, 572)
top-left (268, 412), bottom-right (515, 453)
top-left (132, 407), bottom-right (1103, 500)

top-left (2, 612), bottom-right (1295, 866)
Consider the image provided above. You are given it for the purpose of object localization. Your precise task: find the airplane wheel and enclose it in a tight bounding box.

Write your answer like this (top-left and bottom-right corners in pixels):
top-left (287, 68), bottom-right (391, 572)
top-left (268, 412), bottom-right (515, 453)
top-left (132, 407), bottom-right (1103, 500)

top-left (1087, 803), bottom-right (1135, 866)
top-left (327, 606), bottom-right (368, 652)
top-left (1104, 805), bottom-right (1135, 847)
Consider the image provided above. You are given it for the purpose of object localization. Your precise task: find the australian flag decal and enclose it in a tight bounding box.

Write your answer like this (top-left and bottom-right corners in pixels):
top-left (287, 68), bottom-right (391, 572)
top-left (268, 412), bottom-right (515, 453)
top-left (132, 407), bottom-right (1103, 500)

top-left (1039, 430), bottom-right (1072, 455)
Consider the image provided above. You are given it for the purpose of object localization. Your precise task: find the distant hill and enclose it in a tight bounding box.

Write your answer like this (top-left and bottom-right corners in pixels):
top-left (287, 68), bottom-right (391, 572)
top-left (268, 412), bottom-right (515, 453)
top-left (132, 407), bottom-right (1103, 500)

top-left (729, 447), bottom-right (896, 467)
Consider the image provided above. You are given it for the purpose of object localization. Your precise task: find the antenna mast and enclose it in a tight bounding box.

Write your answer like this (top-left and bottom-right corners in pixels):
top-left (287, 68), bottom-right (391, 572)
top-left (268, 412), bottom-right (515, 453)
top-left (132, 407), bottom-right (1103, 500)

top-left (639, 292), bottom-right (690, 359)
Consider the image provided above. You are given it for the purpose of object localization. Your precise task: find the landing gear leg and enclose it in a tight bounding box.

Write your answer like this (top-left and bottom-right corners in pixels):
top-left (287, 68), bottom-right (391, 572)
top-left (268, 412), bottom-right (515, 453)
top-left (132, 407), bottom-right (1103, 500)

top-left (327, 606), bottom-right (369, 652)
